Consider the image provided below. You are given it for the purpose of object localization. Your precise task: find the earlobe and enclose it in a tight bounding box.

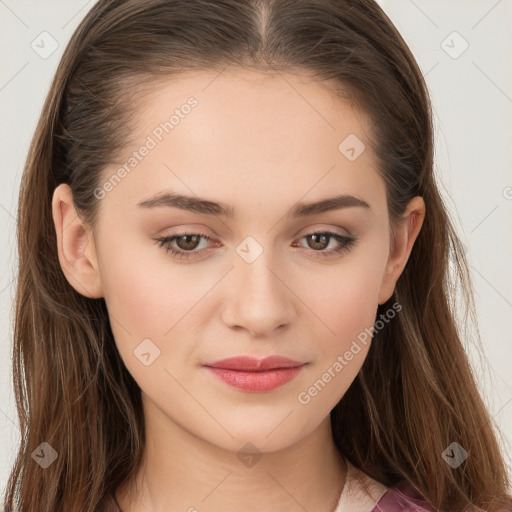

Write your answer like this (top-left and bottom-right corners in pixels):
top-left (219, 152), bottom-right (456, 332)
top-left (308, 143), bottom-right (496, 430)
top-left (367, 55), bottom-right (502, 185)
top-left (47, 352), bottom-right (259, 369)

top-left (377, 196), bottom-right (425, 305)
top-left (51, 183), bottom-right (104, 299)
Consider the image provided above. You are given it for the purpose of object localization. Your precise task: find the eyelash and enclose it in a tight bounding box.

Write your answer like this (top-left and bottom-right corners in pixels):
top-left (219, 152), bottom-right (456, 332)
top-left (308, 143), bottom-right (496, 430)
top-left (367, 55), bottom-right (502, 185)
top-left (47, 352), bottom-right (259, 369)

top-left (154, 230), bottom-right (357, 260)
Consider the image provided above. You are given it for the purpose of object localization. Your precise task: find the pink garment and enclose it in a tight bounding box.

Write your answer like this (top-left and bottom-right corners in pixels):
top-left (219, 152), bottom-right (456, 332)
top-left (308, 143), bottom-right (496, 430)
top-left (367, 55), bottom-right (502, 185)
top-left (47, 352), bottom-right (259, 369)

top-left (369, 482), bottom-right (439, 511)
top-left (370, 483), bottom-right (512, 512)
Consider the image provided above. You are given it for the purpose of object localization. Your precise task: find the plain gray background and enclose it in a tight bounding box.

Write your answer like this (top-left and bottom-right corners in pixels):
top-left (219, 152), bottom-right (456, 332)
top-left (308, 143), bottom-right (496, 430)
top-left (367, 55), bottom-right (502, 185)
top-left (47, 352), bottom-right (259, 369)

top-left (1, 0), bottom-right (511, 497)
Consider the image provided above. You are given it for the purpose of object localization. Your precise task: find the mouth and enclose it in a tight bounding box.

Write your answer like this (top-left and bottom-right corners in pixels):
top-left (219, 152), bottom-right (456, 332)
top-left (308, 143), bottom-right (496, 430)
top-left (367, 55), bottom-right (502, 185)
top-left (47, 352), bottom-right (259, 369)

top-left (203, 355), bottom-right (307, 392)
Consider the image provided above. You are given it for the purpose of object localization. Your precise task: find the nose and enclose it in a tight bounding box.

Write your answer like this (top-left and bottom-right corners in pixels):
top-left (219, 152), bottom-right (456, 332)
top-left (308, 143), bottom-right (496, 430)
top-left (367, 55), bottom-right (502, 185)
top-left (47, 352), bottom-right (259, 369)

top-left (221, 252), bottom-right (296, 338)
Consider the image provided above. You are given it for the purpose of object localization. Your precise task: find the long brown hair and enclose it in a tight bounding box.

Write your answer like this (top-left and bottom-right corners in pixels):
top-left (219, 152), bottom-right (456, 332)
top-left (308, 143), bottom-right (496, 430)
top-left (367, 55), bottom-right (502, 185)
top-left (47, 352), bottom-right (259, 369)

top-left (4, 1), bottom-right (511, 511)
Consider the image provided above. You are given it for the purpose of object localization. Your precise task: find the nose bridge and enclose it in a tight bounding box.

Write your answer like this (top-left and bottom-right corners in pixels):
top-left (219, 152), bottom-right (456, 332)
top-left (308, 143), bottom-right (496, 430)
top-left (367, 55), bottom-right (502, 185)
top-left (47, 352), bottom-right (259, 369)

top-left (223, 235), bottom-right (294, 335)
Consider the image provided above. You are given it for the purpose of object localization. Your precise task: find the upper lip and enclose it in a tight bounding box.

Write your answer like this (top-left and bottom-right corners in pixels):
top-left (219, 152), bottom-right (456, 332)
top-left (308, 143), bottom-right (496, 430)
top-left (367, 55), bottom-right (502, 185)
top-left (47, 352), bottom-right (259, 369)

top-left (204, 355), bottom-right (305, 371)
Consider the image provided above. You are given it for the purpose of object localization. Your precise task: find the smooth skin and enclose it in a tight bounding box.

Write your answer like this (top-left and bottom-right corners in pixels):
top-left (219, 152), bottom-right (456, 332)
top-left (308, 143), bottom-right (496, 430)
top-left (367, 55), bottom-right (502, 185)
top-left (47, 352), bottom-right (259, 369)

top-left (52, 67), bottom-right (425, 512)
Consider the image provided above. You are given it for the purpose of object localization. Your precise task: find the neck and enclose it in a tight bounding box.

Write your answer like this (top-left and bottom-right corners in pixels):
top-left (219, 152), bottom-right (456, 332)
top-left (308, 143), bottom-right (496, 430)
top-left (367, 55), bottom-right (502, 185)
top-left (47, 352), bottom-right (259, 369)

top-left (115, 397), bottom-right (347, 512)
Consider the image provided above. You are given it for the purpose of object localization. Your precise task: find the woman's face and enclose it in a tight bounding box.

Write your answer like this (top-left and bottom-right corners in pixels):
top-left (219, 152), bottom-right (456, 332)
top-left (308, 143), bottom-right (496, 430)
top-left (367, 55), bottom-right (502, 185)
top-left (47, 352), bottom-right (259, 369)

top-left (54, 67), bottom-right (423, 454)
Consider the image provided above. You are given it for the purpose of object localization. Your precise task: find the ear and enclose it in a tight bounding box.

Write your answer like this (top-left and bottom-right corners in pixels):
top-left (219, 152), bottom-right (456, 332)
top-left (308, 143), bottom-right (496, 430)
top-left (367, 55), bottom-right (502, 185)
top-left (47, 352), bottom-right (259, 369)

top-left (378, 196), bottom-right (425, 305)
top-left (51, 183), bottom-right (104, 298)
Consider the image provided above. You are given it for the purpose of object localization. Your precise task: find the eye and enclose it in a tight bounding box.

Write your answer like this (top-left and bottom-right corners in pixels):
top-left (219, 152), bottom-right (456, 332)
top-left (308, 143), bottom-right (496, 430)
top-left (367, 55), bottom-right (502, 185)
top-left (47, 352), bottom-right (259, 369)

top-left (154, 231), bottom-right (215, 259)
top-left (293, 231), bottom-right (357, 258)
top-left (154, 230), bottom-right (357, 260)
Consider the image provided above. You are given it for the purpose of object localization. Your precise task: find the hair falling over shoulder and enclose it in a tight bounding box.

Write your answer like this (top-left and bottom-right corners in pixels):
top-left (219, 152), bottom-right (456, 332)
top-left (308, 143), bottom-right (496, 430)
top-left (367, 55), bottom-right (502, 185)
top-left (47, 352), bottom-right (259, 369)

top-left (3, 0), bottom-right (511, 511)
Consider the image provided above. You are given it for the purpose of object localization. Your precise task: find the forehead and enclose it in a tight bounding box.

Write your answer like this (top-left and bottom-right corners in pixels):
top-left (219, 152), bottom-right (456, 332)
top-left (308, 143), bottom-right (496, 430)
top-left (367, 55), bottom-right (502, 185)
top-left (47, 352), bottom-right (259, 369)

top-left (132, 67), bottom-right (371, 144)
top-left (100, 67), bottom-right (385, 219)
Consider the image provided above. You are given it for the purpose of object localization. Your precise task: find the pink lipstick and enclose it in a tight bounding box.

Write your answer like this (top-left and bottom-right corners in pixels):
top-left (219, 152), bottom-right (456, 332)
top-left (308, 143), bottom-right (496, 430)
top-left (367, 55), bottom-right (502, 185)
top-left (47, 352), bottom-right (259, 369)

top-left (203, 355), bottom-right (306, 392)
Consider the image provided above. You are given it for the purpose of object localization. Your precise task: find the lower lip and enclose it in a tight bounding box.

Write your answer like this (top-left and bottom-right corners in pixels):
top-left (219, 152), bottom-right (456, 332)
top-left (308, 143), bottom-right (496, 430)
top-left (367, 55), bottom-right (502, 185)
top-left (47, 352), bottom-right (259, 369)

top-left (204, 365), bottom-right (305, 392)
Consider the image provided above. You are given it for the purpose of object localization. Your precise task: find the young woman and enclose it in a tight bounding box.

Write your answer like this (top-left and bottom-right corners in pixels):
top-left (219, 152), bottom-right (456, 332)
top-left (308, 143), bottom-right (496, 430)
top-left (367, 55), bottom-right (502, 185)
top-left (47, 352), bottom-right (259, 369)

top-left (3, 1), bottom-right (511, 511)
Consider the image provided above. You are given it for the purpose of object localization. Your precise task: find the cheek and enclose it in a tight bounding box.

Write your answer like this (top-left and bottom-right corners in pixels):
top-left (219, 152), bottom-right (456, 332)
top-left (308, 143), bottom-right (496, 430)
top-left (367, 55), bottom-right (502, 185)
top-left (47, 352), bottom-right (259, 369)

top-left (293, 263), bottom-right (385, 417)
top-left (97, 237), bottom-right (206, 371)
top-left (306, 252), bottom-right (386, 342)
top-left (99, 225), bottom-right (205, 326)
top-left (298, 246), bottom-right (388, 399)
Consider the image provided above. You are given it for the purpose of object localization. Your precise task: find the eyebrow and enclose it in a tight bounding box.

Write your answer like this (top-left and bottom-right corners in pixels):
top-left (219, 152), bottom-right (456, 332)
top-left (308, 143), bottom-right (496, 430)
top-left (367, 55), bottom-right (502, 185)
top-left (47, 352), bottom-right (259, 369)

top-left (137, 191), bottom-right (371, 218)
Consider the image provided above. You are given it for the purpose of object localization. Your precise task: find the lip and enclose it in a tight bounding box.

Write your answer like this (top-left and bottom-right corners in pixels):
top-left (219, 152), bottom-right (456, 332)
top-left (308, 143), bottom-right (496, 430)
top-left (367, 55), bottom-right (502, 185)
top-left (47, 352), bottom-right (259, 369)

top-left (203, 356), bottom-right (307, 392)
top-left (204, 355), bottom-right (305, 371)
